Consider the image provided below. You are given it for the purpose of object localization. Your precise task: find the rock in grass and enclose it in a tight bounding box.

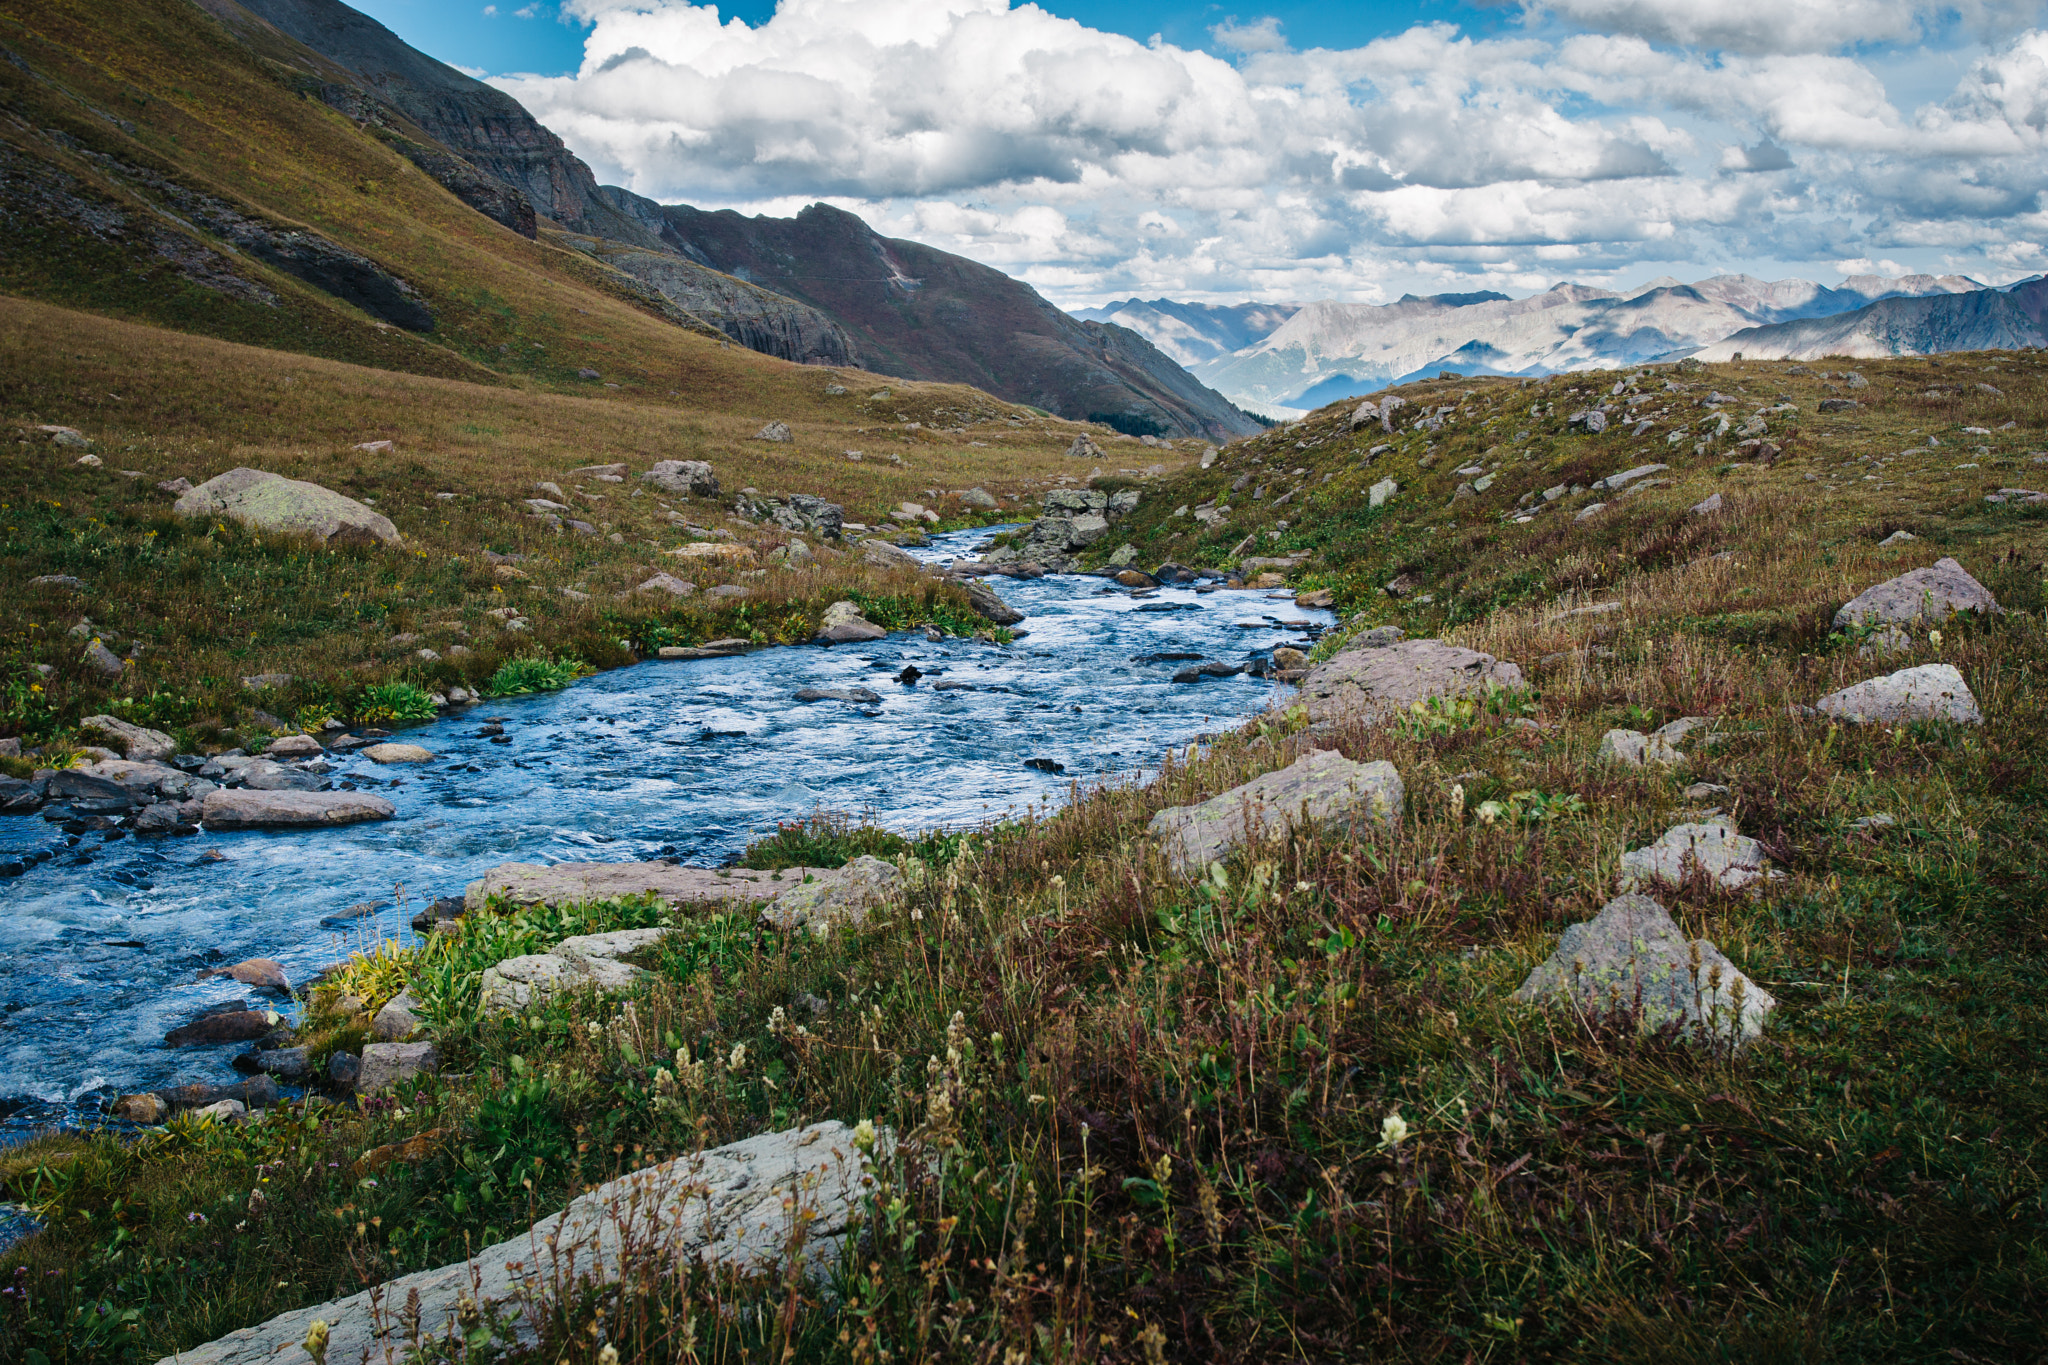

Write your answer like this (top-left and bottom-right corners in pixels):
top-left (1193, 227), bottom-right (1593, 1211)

top-left (173, 468), bottom-right (401, 547)
top-left (81, 639), bottom-right (125, 678)
top-left (1815, 663), bottom-right (1983, 725)
top-left (370, 991), bottom-right (421, 1042)
top-left (166, 1122), bottom-right (879, 1365)
top-left (753, 420), bottom-right (793, 442)
top-left (636, 572), bottom-right (696, 597)
top-left (190, 1099), bottom-right (248, 1124)
top-left (362, 743), bottom-right (433, 764)
top-left (759, 855), bottom-right (903, 936)
top-left (200, 789), bottom-right (396, 829)
top-left (1598, 729), bottom-right (1682, 767)
top-left (1148, 748), bottom-right (1403, 876)
top-left (1065, 435), bottom-right (1105, 460)
top-left (355, 1041), bottom-right (439, 1093)
top-left (642, 459), bottom-right (719, 497)
top-left (1512, 893), bottom-right (1774, 1047)
top-left (1295, 639), bottom-right (1523, 726)
top-left (815, 599), bottom-right (887, 643)
top-left (78, 715), bottom-right (176, 761)
top-left (111, 1093), bottom-right (167, 1124)
top-left (860, 538), bottom-right (924, 573)
top-left (1834, 557), bottom-right (1998, 629)
top-left (1617, 819), bottom-right (1769, 893)
top-left (464, 861), bottom-right (808, 913)
top-left (479, 930), bottom-right (665, 1014)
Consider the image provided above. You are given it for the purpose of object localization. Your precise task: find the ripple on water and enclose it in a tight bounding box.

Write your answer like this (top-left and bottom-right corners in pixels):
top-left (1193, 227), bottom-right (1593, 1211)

top-left (0, 527), bottom-right (1331, 1132)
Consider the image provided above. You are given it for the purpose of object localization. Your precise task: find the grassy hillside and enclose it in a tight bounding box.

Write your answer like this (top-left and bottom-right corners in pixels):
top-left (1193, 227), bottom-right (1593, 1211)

top-left (4, 350), bottom-right (2044, 1362)
top-left (0, 295), bottom-right (1175, 752)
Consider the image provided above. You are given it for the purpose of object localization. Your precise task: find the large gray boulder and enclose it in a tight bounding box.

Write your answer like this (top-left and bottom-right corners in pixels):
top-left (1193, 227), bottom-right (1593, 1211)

top-left (1616, 819), bottom-right (1769, 893)
top-left (200, 789), bottom-right (395, 829)
top-left (759, 854), bottom-right (903, 936)
top-left (1043, 489), bottom-right (1109, 515)
top-left (173, 468), bottom-right (400, 547)
top-left (480, 929), bottom-right (668, 1014)
top-left (860, 538), bottom-right (924, 573)
top-left (1295, 639), bottom-right (1525, 726)
top-left (77, 715), bottom-right (176, 761)
top-left (1834, 557), bottom-right (1998, 629)
top-left (1513, 893), bottom-right (1774, 1047)
top-left (158, 1122), bottom-right (877, 1365)
top-left (1148, 748), bottom-right (1403, 875)
top-left (355, 1041), bottom-right (439, 1092)
top-left (816, 599), bottom-right (888, 642)
top-left (1816, 663), bottom-right (1983, 725)
top-left (463, 860), bottom-right (820, 913)
top-left (963, 579), bottom-right (1024, 625)
top-left (642, 460), bottom-right (720, 497)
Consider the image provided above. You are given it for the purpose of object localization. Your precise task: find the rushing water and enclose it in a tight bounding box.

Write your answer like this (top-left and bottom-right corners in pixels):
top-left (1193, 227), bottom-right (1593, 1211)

top-left (0, 527), bottom-right (1331, 1133)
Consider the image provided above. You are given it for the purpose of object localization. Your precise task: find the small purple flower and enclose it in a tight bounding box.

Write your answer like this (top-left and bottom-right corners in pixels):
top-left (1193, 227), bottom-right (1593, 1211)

top-left (186, 1212), bottom-right (207, 1224)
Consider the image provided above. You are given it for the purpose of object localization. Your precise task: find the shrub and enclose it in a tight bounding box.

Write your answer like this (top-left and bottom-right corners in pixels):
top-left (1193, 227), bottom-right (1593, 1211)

top-left (483, 653), bottom-right (586, 698)
top-left (353, 681), bottom-right (436, 724)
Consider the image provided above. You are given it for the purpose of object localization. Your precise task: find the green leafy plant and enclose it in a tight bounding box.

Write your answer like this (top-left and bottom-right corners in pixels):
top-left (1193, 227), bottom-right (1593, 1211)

top-left (483, 653), bottom-right (586, 698)
top-left (1394, 683), bottom-right (1539, 738)
top-left (353, 681), bottom-right (437, 724)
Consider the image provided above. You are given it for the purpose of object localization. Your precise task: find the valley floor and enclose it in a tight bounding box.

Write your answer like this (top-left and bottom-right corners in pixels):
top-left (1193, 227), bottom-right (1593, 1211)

top-left (2, 334), bottom-right (2046, 1363)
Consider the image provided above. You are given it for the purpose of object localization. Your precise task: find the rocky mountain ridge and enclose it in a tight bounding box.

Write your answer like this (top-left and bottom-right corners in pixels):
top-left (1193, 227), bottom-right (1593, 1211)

top-left (221, 0), bottom-right (1253, 437)
top-left (1091, 273), bottom-right (1989, 415)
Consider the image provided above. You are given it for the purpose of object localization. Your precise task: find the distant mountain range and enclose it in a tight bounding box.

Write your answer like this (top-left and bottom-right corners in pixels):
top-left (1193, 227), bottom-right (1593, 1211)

top-left (230, 0), bottom-right (1260, 439)
top-left (1084, 274), bottom-right (1993, 416)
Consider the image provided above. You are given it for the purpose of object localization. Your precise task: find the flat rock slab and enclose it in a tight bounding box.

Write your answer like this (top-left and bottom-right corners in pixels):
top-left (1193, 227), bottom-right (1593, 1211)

top-left (1617, 819), bottom-right (1769, 893)
top-left (156, 1122), bottom-right (876, 1365)
top-left (77, 714), bottom-right (176, 761)
top-left (200, 789), bottom-right (396, 829)
top-left (1834, 557), bottom-right (1998, 628)
top-left (464, 861), bottom-right (825, 914)
top-left (759, 855), bottom-right (902, 936)
top-left (173, 467), bottom-right (400, 547)
top-left (1597, 729), bottom-right (1682, 767)
top-left (1148, 748), bottom-right (1403, 875)
top-left (479, 927), bottom-right (676, 1014)
top-left (1816, 663), bottom-right (1983, 725)
top-left (362, 743), bottom-right (433, 764)
top-left (1296, 639), bottom-right (1524, 726)
top-left (1513, 893), bottom-right (1774, 1047)
top-left (356, 1041), bottom-right (439, 1093)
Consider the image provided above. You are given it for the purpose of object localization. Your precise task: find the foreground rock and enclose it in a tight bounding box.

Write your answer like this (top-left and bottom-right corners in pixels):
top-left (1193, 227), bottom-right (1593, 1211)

top-left (173, 468), bottom-right (401, 547)
top-left (355, 1041), bottom-right (439, 1093)
top-left (1834, 557), bottom-right (1998, 629)
top-left (816, 599), bottom-right (887, 643)
top-left (1816, 663), bottom-right (1983, 724)
top-left (1295, 639), bottom-right (1525, 726)
top-left (758, 855), bottom-right (902, 935)
top-left (464, 861), bottom-right (826, 914)
top-left (1617, 819), bottom-right (1769, 893)
top-left (1513, 893), bottom-right (1775, 1047)
top-left (77, 715), bottom-right (176, 762)
top-left (1598, 729), bottom-right (1681, 767)
top-left (962, 579), bottom-right (1024, 625)
top-left (481, 928), bottom-right (667, 1014)
top-left (200, 789), bottom-right (396, 829)
top-left (158, 1122), bottom-right (875, 1365)
top-left (1148, 749), bottom-right (1403, 875)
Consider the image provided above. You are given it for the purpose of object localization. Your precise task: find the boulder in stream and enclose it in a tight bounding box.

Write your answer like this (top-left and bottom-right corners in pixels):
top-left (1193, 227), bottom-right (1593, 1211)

top-left (200, 789), bottom-right (396, 829)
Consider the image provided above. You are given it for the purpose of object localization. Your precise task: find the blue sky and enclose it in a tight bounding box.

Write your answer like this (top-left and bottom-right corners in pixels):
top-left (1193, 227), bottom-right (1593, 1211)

top-left (354, 0), bottom-right (1510, 77)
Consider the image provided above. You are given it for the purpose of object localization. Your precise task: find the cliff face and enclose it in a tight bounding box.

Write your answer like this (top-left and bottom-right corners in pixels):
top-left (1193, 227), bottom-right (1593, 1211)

top-left (229, 0), bottom-right (663, 249)
top-left (567, 239), bottom-right (861, 367)
top-left (632, 200), bottom-right (1261, 440)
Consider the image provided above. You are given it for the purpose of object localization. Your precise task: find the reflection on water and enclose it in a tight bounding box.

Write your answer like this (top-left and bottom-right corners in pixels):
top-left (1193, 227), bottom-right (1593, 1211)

top-left (0, 528), bottom-right (1329, 1131)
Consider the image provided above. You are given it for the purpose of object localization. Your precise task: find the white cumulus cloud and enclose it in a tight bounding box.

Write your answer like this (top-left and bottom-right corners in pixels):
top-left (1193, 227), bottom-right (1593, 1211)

top-left (489, 0), bottom-right (2048, 305)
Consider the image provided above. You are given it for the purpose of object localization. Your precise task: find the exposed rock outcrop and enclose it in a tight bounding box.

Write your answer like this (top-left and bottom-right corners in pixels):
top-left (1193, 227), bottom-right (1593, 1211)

top-left (1296, 639), bottom-right (1525, 726)
top-left (174, 468), bottom-right (401, 547)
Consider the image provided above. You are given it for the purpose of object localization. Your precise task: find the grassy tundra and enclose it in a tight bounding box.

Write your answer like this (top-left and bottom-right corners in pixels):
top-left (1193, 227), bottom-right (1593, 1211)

top-left (3, 347), bottom-right (2045, 1363)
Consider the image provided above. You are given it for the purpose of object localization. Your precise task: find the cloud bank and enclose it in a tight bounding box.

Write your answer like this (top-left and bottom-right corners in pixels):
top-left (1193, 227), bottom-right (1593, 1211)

top-left (494, 0), bottom-right (2048, 303)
